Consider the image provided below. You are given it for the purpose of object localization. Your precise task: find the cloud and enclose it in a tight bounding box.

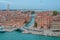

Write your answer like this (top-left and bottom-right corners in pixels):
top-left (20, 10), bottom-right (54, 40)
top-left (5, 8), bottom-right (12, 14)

top-left (0, 0), bottom-right (14, 5)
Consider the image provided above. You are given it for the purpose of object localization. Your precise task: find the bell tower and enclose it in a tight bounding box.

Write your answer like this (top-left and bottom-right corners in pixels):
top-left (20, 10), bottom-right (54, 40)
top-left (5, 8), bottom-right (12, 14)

top-left (7, 4), bottom-right (9, 11)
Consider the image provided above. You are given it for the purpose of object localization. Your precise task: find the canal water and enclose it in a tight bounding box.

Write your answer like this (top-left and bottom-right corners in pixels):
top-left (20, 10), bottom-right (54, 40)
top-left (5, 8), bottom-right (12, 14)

top-left (24, 14), bottom-right (35, 28)
top-left (0, 31), bottom-right (60, 40)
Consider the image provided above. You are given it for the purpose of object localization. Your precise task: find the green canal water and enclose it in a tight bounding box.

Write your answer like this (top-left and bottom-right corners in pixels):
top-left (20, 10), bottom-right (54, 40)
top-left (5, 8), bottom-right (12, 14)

top-left (0, 31), bottom-right (60, 40)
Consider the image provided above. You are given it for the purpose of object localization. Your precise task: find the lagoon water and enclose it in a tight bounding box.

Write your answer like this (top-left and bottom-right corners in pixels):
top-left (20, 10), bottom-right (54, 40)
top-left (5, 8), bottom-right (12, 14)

top-left (0, 31), bottom-right (60, 40)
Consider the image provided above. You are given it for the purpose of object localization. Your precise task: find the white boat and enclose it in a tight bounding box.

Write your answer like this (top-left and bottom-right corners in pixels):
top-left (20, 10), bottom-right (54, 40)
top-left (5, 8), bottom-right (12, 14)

top-left (0, 26), bottom-right (6, 33)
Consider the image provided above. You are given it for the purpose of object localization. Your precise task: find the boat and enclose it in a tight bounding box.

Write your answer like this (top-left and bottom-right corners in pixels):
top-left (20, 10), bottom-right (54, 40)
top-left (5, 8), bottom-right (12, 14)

top-left (0, 26), bottom-right (6, 33)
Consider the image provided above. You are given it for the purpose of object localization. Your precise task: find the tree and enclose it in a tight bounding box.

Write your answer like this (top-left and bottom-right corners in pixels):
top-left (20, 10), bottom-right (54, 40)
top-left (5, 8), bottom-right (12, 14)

top-left (34, 22), bottom-right (37, 28)
top-left (31, 11), bottom-right (35, 14)
top-left (24, 20), bottom-right (27, 23)
top-left (53, 11), bottom-right (60, 16)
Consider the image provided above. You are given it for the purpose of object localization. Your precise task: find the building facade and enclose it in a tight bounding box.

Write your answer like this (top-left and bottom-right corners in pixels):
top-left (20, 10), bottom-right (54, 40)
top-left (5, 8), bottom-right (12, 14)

top-left (35, 11), bottom-right (53, 29)
top-left (50, 15), bottom-right (60, 30)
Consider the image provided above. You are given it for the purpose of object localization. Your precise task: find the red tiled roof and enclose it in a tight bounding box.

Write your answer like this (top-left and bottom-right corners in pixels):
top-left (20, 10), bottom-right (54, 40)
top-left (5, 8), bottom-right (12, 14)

top-left (35, 11), bottom-right (53, 16)
top-left (53, 15), bottom-right (60, 21)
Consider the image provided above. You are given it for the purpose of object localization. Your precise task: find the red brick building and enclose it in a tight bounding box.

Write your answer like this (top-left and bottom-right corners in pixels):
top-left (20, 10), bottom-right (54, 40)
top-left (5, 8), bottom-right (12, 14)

top-left (35, 11), bottom-right (53, 29)
top-left (0, 10), bottom-right (31, 28)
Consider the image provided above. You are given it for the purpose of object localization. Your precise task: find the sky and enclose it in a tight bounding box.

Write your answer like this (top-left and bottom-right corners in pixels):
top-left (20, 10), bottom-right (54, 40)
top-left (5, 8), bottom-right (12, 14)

top-left (0, 0), bottom-right (60, 11)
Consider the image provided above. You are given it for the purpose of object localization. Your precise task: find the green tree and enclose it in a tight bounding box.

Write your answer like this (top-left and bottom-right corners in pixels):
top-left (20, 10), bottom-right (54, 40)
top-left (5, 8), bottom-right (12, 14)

top-left (53, 11), bottom-right (60, 16)
top-left (31, 11), bottom-right (35, 14)
top-left (24, 20), bottom-right (27, 23)
top-left (34, 22), bottom-right (37, 28)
